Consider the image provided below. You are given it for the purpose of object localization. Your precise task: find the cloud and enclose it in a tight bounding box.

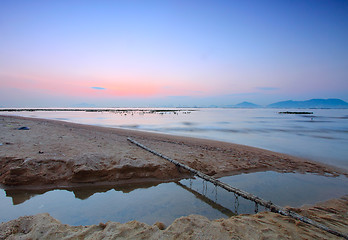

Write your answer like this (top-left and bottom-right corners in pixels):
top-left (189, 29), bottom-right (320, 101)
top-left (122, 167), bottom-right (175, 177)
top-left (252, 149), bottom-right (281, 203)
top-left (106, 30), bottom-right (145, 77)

top-left (91, 87), bottom-right (106, 90)
top-left (256, 87), bottom-right (279, 91)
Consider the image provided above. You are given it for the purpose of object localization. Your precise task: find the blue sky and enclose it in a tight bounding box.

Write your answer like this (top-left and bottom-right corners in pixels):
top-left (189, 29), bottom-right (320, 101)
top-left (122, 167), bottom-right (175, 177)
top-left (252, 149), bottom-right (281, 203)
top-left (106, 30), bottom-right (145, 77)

top-left (0, 0), bottom-right (347, 107)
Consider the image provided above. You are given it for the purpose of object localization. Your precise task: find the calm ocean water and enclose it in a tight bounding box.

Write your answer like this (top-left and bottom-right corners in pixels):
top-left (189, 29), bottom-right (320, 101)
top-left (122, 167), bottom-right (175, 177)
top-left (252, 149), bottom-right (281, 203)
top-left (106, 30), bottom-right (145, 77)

top-left (1, 108), bottom-right (348, 226)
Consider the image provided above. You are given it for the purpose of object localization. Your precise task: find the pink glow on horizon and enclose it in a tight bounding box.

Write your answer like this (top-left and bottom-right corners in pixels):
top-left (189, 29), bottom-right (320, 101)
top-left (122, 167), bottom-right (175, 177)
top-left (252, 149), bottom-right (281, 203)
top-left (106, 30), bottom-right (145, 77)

top-left (1, 73), bottom-right (213, 98)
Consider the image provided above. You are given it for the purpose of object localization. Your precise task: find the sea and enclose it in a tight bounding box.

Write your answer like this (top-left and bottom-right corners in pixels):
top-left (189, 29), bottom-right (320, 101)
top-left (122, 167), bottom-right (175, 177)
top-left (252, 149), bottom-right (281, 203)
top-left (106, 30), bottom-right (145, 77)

top-left (1, 108), bottom-right (348, 226)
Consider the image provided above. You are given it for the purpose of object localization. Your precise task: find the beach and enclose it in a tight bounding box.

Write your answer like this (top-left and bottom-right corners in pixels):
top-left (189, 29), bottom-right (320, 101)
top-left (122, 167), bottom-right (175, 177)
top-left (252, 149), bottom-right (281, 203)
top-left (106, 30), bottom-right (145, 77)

top-left (1, 115), bottom-right (345, 187)
top-left (1, 115), bottom-right (348, 239)
top-left (1, 195), bottom-right (347, 239)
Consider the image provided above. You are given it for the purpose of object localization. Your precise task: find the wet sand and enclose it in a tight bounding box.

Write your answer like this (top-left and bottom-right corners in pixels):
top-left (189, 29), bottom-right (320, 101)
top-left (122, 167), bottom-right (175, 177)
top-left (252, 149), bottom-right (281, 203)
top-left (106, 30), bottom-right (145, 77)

top-left (1, 115), bottom-right (348, 239)
top-left (1, 115), bottom-right (346, 188)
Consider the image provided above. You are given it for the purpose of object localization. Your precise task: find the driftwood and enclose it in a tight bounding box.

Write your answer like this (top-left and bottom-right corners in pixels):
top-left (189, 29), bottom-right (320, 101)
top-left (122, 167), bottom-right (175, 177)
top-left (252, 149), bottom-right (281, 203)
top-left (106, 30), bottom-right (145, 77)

top-left (127, 137), bottom-right (348, 239)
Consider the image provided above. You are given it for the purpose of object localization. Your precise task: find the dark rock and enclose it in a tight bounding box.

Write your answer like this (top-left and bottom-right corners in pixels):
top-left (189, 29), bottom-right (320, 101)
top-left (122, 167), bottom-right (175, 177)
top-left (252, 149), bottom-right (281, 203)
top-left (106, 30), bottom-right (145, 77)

top-left (18, 127), bottom-right (30, 130)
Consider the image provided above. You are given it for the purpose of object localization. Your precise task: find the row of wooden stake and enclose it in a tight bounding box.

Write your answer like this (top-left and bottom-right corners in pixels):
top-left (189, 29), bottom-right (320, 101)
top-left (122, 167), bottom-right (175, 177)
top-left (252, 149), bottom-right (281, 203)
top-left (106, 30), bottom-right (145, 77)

top-left (127, 137), bottom-right (347, 239)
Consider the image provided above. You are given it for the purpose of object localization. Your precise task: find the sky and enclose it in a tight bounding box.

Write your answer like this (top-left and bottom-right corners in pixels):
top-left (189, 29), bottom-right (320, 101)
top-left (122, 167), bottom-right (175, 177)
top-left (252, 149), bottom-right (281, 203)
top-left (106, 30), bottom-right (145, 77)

top-left (0, 0), bottom-right (347, 107)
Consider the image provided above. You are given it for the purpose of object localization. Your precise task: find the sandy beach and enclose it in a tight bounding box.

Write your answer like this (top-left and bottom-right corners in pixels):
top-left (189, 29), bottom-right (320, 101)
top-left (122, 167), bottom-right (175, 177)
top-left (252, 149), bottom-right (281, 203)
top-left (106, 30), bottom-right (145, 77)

top-left (1, 115), bottom-right (345, 188)
top-left (1, 115), bottom-right (347, 239)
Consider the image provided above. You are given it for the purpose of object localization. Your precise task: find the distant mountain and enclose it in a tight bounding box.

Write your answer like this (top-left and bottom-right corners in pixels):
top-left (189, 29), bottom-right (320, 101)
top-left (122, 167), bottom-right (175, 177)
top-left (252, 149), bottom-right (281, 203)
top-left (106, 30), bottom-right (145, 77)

top-left (233, 101), bottom-right (261, 108)
top-left (267, 98), bottom-right (348, 109)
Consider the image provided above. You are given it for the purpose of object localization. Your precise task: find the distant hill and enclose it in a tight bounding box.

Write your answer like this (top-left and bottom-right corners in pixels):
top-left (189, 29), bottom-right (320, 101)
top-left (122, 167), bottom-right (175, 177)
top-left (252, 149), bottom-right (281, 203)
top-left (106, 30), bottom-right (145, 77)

top-left (233, 101), bottom-right (261, 108)
top-left (267, 98), bottom-right (348, 109)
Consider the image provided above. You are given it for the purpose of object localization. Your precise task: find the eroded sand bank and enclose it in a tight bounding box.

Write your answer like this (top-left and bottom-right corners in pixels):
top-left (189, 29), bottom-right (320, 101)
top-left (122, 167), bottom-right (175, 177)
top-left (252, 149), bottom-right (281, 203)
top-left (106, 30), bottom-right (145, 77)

top-left (1, 196), bottom-right (347, 239)
top-left (0, 115), bottom-right (346, 188)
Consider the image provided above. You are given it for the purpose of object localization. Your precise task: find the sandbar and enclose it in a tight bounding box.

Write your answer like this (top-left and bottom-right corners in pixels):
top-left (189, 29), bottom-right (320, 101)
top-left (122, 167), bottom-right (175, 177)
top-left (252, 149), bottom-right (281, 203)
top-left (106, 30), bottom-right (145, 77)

top-left (0, 115), bottom-right (346, 189)
top-left (1, 115), bottom-right (348, 239)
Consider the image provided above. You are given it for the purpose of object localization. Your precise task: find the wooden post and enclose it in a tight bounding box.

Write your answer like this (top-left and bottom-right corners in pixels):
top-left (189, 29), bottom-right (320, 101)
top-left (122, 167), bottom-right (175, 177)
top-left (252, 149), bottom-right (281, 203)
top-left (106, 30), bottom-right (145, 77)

top-left (127, 137), bottom-right (348, 239)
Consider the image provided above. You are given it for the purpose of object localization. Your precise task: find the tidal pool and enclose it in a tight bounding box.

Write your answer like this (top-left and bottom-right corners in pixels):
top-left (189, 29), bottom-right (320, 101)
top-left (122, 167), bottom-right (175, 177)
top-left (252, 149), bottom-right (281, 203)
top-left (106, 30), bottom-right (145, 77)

top-left (1, 171), bottom-right (347, 226)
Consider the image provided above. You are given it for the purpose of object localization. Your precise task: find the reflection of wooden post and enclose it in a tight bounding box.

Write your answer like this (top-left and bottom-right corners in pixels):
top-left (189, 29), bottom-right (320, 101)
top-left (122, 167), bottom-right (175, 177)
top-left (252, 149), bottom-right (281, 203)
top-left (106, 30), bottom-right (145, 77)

top-left (175, 182), bottom-right (235, 217)
top-left (128, 137), bottom-right (348, 239)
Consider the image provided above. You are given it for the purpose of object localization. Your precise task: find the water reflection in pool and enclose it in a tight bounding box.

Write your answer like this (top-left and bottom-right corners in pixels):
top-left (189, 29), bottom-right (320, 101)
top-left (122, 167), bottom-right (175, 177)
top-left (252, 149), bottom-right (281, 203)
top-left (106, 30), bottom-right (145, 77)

top-left (1, 171), bottom-right (347, 226)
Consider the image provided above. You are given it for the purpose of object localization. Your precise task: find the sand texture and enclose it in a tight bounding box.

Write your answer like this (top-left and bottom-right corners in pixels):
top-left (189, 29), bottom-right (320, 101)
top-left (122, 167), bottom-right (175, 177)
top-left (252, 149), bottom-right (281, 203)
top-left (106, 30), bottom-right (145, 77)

top-left (1, 115), bottom-right (348, 239)
top-left (0, 195), bottom-right (347, 240)
top-left (0, 115), bottom-right (346, 189)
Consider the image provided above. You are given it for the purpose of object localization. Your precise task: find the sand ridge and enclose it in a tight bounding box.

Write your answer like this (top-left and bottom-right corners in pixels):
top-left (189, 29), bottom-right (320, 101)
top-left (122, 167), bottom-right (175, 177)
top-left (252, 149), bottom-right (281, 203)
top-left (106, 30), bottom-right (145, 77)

top-left (1, 196), bottom-right (347, 239)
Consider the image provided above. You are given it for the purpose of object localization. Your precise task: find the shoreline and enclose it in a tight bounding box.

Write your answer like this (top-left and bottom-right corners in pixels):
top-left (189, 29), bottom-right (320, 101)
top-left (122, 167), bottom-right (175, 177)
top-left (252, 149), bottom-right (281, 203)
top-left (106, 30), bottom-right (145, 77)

top-left (1, 115), bottom-right (348, 239)
top-left (1, 115), bottom-right (347, 190)
top-left (1, 195), bottom-right (347, 239)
